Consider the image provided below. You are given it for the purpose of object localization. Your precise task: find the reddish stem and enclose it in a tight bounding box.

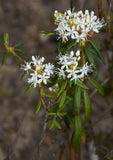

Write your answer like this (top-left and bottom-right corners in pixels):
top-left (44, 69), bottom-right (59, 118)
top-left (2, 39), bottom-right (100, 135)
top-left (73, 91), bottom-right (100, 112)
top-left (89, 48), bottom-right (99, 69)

top-left (70, 0), bottom-right (73, 11)
top-left (98, 0), bottom-right (102, 19)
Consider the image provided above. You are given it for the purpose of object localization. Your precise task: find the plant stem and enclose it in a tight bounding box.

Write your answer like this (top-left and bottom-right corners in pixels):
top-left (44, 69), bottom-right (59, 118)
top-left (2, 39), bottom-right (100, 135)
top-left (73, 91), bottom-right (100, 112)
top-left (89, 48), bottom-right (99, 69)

top-left (82, 46), bottom-right (85, 66)
top-left (70, 0), bottom-right (73, 11)
top-left (5, 44), bottom-right (26, 65)
top-left (98, 0), bottom-right (102, 19)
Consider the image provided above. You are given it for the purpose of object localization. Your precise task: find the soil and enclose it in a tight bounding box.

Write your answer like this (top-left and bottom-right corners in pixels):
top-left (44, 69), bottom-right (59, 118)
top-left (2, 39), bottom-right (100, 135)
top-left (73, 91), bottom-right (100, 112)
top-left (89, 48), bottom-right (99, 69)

top-left (0, 0), bottom-right (113, 160)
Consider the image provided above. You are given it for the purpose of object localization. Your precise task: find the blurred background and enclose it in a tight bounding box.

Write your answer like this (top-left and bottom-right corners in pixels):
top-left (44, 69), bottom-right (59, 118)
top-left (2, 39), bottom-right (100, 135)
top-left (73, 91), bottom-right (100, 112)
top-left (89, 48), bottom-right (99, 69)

top-left (0, 0), bottom-right (113, 160)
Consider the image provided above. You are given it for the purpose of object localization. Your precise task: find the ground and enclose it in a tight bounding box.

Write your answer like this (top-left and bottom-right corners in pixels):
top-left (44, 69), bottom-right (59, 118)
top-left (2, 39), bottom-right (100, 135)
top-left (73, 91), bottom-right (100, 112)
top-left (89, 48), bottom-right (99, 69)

top-left (0, 0), bottom-right (113, 160)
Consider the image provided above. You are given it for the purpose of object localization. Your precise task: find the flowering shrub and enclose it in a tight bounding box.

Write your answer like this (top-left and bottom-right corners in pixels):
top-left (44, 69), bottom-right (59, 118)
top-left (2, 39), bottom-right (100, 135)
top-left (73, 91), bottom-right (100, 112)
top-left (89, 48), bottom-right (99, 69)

top-left (3, 8), bottom-right (106, 150)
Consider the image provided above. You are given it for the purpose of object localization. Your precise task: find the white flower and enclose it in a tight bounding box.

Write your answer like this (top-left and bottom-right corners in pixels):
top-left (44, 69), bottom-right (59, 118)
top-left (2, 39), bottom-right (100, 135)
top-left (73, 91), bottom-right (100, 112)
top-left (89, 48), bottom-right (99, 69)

top-left (57, 68), bottom-right (66, 79)
top-left (28, 71), bottom-right (38, 88)
top-left (22, 62), bottom-right (31, 71)
top-left (37, 73), bottom-right (49, 85)
top-left (44, 63), bottom-right (54, 76)
top-left (54, 9), bottom-right (106, 43)
top-left (31, 56), bottom-right (45, 66)
top-left (79, 62), bottom-right (92, 77)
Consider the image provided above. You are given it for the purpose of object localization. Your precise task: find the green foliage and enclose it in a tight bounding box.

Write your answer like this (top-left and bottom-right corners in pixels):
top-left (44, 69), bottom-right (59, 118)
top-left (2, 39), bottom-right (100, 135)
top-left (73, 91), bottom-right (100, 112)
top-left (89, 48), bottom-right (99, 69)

top-left (14, 57), bottom-right (21, 66)
top-left (4, 33), bottom-right (9, 44)
top-left (59, 91), bottom-right (66, 108)
top-left (88, 40), bottom-right (105, 64)
top-left (40, 31), bottom-right (55, 37)
top-left (83, 46), bottom-right (98, 76)
top-left (14, 48), bottom-right (27, 55)
top-left (35, 100), bottom-right (41, 114)
top-left (73, 115), bottom-right (82, 148)
top-left (83, 90), bottom-right (91, 124)
top-left (73, 85), bottom-right (81, 115)
top-left (25, 84), bottom-right (34, 93)
top-left (14, 42), bottom-right (25, 48)
top-left (88, 77), bottom-right (104, 96)
top-left (76, 80), bottom-right (89, 90)
top-left (2, 51), bottom-right (8, 65)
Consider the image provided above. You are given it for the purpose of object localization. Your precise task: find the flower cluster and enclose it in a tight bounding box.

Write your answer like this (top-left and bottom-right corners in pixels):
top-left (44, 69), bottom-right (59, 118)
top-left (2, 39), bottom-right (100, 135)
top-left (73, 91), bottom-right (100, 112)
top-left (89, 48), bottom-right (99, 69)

top-left (54, 9), bottom-right (105, 43)
top-left (22, 56), bottom-right (54, 87)
top-left (56, 50), bottom-right (92, 83)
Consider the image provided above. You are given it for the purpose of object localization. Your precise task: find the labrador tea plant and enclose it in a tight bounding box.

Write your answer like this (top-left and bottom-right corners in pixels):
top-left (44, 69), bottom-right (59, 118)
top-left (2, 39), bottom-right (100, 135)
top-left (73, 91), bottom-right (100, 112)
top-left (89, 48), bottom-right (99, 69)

top-left (3, 9), bottom-right (106, 154)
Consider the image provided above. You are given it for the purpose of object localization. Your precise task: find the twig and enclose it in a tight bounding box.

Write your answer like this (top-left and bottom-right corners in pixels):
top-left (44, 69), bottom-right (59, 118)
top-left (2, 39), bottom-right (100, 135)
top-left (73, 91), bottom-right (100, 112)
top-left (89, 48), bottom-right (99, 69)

top-left (37, 111), bottom-right (48, 160)
top-left (98, 0), bottom-right (102, 19)
top-left (4, 112), bottom-right (26, 160)
top-left (70, 0), bottom-right (73, 11)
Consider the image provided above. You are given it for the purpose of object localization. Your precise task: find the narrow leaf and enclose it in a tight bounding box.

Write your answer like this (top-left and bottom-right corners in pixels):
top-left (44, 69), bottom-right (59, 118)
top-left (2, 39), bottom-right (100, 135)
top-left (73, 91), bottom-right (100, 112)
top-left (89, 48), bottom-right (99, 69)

top-left (45, 93), bottom-right (56, 98)
top-left (56, 39), bottom-right (62, 54)
top-left (83, 90), bottom-right (91, 124)
top-left (57, 82), bottom-right (65, 97)
top-left (73, 115), bottom-right (82, 148)
top-left (2, 51), bottom-right (8, 65)
top-left (88, 40), bottom-right (105, 64)
top-left (62, 41), bottom-right (77, 54)
top-left (14, 48), bottom-right (27, 54)
top-left (21, 71), bottom-right (27, 80)
top-left (59, 91), bottom-right (66, 108)
top-left (83, 46), bottom-right (98, 76)
top-left (55, 120), bottom-right (62, 129)
top-left (50, 118), bottom-right (56, 129)
top-left (14, 57), bottom-right (21, 66)
top-left (76, 80), bottom-right (89, 89)
top-left (25, 84), bottom-right (34, 93)
top-left (48, 113), bottom-right (56, 116)
top-left (14, 42), bottom-right (25, 48)
top-left (73, 85), bottom-right (82, 115)
top-left (88, 77), bottom-right (104, 95)
top-left (4, 33), bottom-right (9, 44)
top-left (35, 100), bottom-right (41, 114)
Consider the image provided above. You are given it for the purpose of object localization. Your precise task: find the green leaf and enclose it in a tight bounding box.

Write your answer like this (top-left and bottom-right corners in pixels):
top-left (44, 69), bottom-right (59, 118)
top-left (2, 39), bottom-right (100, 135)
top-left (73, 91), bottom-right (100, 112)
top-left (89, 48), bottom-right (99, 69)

top-left (25, 84), bottom-right (34, 93)
top-left (73, 115), bottom-right (82, 148)
top-left (83, 46), bottom-right (98, 76)
top-left (35, 100), bottom-right (41, 114)
top-left (2, 51), bottom-right (8, 65)
top-left (88, 40), bottom-right (105, 64)
top-left (14, 42), bottom-right (25, 48)
top-left (88, 77), bottom-right (104, 96)
top-left (40, 31), bottom-right (55, 37)
top-left (40, 88), bottom-right (45, 96)
top-left (45, 93), bottom-right (56, 98)
top-left (64, 115), bottom-right (71, 129)
top-left (73, 85), bottom-right (82, 115)
top-left (55, 120), bottom-right (62, 129)
top-left (48, 113), bottom-right (56, 116)
top-left (14, 57), bottom-right (21, 66)
top-left (4, 33), bottom-right (9, 44)
top-left (76, 80), bottom-right (89, 89)
top-left (59, 113), bottom-right (67, 116)
top-left (14, 48), bottom-right (27, 55)
top-left (21, 71), bottom-right (27, 80)
top-left (57, 82), bottom-right (65, 97)
top-left (83, 90), bottom-right (91, 124)
top-left (61, 41), bottom-right (77, 54)
top-left (59, 91), bottom-right (66, 108)
top-left (50, 118), bottom-right (56, 129)
top-left (56, 39), bottom-right (62, 54)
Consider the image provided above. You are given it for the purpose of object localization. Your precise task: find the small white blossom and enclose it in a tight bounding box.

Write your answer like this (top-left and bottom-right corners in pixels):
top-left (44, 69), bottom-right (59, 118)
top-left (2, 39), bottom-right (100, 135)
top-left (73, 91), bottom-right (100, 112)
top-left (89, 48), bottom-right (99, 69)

top-left (38, 73), bottom-right (49, 85)
top-left (22, 62), bottom-right (31, 71)
top-left (54, 9), bottom-right (106, 43)
top-left (28, 71), bottom-right (38, 88)
top-left (44, 63), bottom-right (54, 76)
